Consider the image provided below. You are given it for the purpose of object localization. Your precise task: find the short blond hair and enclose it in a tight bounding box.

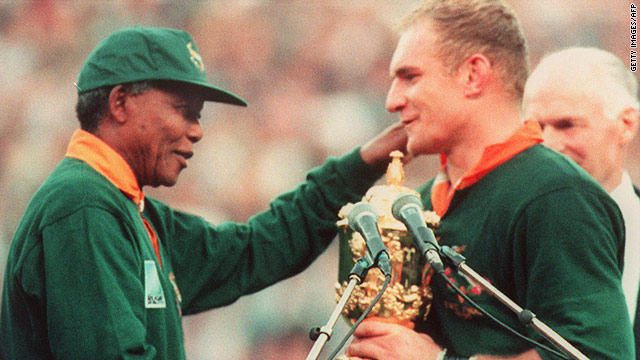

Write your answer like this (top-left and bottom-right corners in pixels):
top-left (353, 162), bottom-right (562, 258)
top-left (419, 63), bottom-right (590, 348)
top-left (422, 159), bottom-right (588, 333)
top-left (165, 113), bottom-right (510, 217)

top-left (397, 0), bottom-right (529, 100)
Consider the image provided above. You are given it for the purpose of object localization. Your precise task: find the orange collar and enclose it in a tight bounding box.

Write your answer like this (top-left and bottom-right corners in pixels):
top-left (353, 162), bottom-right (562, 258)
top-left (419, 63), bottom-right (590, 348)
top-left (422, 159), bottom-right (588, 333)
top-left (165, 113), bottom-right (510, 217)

top-left (431, 121), bottom-right (543, 216)
top-left (65, 129), bottom-right (145, 211)
top-left (65, 129), bottom-right (163, 267)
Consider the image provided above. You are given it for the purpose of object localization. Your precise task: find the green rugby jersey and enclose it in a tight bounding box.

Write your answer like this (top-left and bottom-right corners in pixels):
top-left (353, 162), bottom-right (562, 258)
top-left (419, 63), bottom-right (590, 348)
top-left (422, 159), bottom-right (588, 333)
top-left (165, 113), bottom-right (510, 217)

top-left (417, 144), bottom-right (633, 359)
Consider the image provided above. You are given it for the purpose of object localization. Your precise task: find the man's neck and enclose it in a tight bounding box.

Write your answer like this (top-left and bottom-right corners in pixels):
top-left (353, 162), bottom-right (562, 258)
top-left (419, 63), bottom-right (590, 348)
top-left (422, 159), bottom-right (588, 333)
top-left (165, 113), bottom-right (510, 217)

top-left (445, 107), bottom-right (523, 187)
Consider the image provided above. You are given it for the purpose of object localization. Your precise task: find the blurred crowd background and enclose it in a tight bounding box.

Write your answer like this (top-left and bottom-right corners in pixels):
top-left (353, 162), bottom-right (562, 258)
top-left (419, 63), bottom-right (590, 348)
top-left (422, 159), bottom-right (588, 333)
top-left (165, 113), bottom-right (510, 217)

top-left (0, 1), bottom-right (637, 359)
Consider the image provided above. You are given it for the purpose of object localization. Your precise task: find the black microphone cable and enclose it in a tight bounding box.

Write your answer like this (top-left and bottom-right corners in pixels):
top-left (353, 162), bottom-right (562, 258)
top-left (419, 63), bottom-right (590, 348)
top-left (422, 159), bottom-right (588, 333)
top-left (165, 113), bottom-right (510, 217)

top-left (434, 269), bottom-right (571, 360)
top-left (326, 271), bottom-right (392, 360)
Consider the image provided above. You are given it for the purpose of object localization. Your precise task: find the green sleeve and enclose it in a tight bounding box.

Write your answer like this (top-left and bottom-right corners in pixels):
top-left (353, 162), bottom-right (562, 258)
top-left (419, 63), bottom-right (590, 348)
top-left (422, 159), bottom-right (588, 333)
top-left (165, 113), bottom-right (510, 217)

top-left (155, 148), bottom-right (382, 314)
top-left (40, 207), bottom-right (156, 359)
top-left (514, 187), bottom-right (633, 359)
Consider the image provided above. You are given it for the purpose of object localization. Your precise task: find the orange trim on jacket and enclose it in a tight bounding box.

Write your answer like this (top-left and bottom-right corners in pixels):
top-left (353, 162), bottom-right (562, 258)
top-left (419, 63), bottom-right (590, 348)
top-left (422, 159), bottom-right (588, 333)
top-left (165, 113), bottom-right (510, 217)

top-left (65, 129), bottom-right (162, 267)
top-left (431, 121), bottom-right (543, 216)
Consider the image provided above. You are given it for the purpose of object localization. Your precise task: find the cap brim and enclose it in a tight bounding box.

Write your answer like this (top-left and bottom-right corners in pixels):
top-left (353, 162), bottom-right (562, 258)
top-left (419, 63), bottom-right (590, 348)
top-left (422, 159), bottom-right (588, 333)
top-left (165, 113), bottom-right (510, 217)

top-left (201, 84), bottom-right (248, 107)
top-left (186, 80), bottom-right (247, 107)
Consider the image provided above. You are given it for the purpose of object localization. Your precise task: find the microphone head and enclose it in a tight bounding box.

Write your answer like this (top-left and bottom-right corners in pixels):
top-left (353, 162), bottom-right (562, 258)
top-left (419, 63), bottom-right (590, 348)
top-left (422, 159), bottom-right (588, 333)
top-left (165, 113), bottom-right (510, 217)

top-left (347, 202), bottom-right (379, 232)
top-left (391, 192), bottom-right (423, 221)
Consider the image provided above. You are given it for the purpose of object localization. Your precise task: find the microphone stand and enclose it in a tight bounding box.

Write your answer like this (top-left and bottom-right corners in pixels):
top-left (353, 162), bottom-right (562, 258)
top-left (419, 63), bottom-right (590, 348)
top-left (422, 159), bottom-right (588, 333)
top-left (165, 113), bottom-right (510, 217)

top-left (439, 246), bottom-right (590, 360)
top-left (305, 257), bottom-right (372, 360)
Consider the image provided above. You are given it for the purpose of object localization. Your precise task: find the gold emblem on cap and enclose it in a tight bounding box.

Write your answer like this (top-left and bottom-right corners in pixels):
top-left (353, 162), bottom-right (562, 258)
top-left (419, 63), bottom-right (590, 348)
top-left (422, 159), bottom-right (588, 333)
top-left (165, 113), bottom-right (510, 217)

top-left (187, 42), bottom-right (205, 72)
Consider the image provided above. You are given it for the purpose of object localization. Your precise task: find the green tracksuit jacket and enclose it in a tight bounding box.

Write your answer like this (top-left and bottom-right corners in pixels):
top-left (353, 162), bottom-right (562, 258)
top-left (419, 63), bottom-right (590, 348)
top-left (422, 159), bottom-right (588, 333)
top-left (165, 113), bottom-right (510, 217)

top-left (0, 148), bottom-right (380, 359)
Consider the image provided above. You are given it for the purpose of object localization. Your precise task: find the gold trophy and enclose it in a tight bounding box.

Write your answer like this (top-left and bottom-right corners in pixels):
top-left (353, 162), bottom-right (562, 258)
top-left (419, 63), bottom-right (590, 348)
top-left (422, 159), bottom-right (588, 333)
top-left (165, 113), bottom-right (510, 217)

top-left (335, 151), bottom-right (440, 334)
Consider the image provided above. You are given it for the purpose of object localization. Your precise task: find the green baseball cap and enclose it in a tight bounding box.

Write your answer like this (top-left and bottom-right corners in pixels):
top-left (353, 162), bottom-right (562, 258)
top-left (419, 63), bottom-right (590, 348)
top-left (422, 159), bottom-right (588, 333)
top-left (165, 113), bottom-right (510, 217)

top-left (76, 26), bottom-right (247, 106)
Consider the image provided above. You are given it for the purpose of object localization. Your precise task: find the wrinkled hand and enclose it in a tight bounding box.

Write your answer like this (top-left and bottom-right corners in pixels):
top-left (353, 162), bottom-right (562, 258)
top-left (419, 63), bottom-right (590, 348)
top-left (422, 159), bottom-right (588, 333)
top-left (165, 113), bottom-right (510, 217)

top-left (360, 123), bottom-right (411, 170)
top-left (345, 320), bottom-right (442, 360)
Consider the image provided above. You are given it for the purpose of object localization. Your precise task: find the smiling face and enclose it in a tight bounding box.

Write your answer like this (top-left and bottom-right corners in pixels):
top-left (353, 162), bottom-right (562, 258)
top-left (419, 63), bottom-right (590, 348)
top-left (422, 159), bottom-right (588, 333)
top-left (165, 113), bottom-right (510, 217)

top-left (386, 21), bottom-right (467, 156)
top-left (523, 83), bottom-right (623, 189)
top-left (122, 82), bottom-right (205, 187)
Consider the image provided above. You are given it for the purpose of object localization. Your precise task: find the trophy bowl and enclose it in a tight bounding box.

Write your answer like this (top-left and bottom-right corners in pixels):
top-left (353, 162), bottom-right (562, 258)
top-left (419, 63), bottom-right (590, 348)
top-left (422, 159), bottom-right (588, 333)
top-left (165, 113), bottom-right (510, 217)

top-left (335, 151), bottom-right (440, 333)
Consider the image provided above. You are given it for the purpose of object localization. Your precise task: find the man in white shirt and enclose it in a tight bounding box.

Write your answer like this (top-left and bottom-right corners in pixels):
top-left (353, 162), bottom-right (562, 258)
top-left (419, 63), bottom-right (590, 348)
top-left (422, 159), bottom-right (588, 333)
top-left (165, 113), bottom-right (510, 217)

top-left (522, 47), bottom-right (640, 358)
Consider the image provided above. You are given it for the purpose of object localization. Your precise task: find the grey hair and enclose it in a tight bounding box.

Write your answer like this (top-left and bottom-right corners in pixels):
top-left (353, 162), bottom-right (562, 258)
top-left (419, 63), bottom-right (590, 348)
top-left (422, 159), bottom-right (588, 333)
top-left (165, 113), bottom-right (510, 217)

top-left (524, 47), bottom-right (639, 121)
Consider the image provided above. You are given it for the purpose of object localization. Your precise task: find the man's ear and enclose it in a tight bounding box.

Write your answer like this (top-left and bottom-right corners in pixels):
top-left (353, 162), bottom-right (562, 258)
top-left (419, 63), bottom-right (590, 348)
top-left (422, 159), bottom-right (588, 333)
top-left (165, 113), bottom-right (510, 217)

top-left (460, 53), bottom-right (492, 98)
top-left (618, 107), bottom-right (640, 146)
top-left (108, 85), bottom-right (130, 124)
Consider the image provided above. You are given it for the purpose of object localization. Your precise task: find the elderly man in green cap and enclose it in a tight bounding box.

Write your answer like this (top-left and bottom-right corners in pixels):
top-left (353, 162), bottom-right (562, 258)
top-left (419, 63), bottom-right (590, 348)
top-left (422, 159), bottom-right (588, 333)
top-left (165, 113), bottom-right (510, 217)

top-left (0, 27), bottom-right (408, 359)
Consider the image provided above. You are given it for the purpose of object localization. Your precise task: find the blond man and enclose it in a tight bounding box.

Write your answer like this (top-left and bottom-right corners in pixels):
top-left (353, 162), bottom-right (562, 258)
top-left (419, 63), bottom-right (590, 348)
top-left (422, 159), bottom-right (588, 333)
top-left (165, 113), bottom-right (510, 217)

top-left (346, 1), bottom-right (633, 359)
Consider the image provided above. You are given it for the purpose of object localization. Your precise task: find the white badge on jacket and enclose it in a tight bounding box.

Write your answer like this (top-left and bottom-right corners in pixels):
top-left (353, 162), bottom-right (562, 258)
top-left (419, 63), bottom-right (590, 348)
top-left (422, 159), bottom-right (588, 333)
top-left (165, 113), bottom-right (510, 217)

top-left (144, 260), bottom-right (166, 308)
